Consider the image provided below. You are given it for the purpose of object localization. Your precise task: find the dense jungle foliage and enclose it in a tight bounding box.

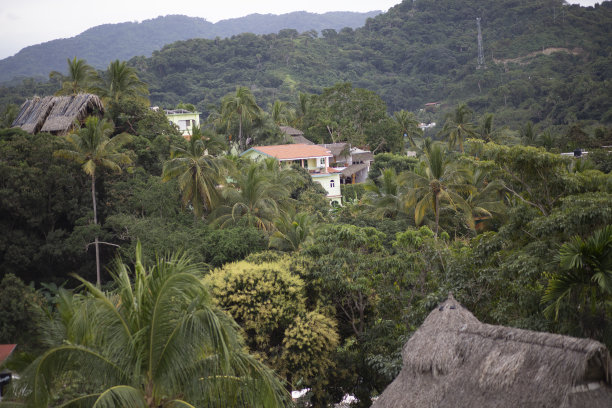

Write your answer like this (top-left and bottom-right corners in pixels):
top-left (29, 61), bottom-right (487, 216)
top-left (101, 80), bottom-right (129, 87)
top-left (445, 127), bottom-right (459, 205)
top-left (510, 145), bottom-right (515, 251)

top-left (0, 1), bottom-right (611, 407)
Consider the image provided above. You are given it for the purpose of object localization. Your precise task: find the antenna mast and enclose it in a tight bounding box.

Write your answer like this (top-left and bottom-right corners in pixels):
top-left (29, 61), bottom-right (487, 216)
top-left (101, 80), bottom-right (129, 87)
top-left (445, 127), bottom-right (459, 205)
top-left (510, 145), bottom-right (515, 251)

top-left (477, 17), bottom-right (486, 69)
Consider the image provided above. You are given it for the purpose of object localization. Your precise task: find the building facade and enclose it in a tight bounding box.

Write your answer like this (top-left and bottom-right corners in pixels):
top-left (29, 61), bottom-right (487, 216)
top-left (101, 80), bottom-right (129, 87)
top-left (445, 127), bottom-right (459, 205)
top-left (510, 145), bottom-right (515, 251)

top-left (241, 144), bottom-right (342, 205)
top-left (164, 109), bottom-right (200, 138)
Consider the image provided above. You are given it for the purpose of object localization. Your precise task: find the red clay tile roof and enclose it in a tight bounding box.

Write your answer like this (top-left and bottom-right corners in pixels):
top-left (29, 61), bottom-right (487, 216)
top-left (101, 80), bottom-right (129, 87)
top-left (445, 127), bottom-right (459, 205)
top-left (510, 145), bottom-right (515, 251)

top-left (248, 144), bottom-right (332, 160)
top-left (0, 344), bottom-right (16, 366)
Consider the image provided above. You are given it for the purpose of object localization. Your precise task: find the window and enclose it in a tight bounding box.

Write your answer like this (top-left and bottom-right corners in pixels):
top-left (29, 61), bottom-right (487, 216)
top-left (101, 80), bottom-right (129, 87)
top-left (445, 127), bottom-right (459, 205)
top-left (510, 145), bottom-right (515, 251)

top-left (330, 179), bottom-right (335, 188)
top-left (320, 158), bottom-right (326, 165)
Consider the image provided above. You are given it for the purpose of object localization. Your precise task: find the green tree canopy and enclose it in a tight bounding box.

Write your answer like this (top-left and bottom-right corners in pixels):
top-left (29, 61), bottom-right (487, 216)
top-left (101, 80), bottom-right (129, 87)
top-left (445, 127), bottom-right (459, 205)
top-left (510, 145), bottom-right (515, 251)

top-left (54, 116), bottom-right (132, 286)
top-left (95, 60), bottom-right (149, 105)
top-left (303, 82), bottom-right (388, 147)
top-left (162, 132), bottom-right (229, 219)
top-left (221, 86), bottom-right (262, 151)
top-left (53, 57), bottom-right (99, 96)
top-left (4, 244), bottom-right (288, 407)
top-left (205, 254), bottom-right (339, 392)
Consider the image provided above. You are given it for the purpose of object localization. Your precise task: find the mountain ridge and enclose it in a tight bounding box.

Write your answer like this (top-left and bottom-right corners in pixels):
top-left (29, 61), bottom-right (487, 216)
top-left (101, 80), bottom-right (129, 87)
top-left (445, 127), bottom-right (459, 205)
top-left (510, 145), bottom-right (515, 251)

top-left (0, 11), bottom-right (381, 83)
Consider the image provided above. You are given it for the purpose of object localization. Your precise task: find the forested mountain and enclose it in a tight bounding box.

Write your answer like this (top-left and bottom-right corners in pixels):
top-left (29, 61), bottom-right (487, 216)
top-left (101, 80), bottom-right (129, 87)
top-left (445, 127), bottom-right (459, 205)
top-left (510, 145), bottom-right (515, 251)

top-left (1, 0), bottom-right (610, 131)
top-left (132, 0), bottom-right (611, 129)
top-left (0, 11), bottom-right (381, 83)
top-left (2, 2), bottom-right (612, 405)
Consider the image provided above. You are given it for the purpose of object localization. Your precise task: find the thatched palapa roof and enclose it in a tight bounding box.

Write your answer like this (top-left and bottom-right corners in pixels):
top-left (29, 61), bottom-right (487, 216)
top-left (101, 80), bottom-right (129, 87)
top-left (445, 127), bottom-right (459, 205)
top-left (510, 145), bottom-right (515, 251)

top-left (373, 294), bottom-right (612, 408)
top-left (341, 163), bottom-right (368, 177)
top-left (280, 126), bottom-right (314, 145)
top-left (12, 94), bottom-right (104, 135)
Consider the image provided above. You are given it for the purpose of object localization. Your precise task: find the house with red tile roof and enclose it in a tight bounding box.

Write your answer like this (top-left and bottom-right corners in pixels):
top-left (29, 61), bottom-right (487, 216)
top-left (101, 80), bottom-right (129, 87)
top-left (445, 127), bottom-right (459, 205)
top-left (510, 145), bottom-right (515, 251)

top-left (241, 144), bottom-right (342, 205)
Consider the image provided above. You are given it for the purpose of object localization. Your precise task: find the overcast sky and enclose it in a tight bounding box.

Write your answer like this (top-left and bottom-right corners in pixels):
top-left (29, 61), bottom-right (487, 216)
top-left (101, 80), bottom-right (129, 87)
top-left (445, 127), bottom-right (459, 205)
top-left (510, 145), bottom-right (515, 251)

top-left (0, 0), bottom-right (602, 59)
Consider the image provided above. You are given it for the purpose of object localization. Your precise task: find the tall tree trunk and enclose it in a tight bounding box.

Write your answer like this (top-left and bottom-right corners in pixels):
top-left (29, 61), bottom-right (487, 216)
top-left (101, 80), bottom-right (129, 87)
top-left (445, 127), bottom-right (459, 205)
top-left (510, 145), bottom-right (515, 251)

top-left (238, 115), bottom-right (243, 151)
top-left (92, 174), bottom-right (101, 287)
top-left (434, 194), bottom-right (440, 238)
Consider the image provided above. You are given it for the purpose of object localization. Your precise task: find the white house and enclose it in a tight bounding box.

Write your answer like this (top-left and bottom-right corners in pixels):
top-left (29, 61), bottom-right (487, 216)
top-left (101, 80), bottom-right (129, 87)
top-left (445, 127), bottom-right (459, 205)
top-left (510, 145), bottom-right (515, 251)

top-left (164, 109), bottom-right (200, 138)
top-left (320, 143), bottom-right (374, 184)
top-left (241, 144), bottom-right (342, 205)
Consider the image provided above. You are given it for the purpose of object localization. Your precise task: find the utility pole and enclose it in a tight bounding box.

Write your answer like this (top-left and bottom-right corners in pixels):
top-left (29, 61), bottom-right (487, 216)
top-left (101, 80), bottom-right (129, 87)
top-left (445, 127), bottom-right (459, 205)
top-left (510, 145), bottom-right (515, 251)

top-left (477, 17), bottom-right (486, 69)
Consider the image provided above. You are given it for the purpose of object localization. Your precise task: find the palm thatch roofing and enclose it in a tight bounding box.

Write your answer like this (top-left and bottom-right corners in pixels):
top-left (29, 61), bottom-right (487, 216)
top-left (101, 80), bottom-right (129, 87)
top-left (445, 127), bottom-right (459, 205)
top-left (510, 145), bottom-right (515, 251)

top-left (279, 126), bottom-right (314, 145)
top-left (12, 94), bottom-right (104, 135)
top-left (291, 135), bottom-right (315, 145)
top-left (373, 294), bottom-right (612, 408)
top-left (340, 163), bottom-right (368, 177)
top-left (279, 125), bottom-right (304, 137)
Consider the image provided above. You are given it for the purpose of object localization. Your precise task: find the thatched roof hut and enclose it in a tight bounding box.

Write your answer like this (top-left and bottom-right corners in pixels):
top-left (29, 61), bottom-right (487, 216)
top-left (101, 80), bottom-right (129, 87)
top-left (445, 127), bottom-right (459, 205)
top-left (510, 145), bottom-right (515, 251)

top-left (373, 294), bottom-right (612, 408)
top-left (12, 94), bottom-right (104, 135)
top-left (279, 126), bottom-right (314, 145)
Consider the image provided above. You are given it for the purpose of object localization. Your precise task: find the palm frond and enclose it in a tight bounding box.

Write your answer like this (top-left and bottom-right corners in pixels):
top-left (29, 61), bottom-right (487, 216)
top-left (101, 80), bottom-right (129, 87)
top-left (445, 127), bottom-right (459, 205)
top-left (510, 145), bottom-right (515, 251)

top-left (92, 386), bottom-right (147, 408)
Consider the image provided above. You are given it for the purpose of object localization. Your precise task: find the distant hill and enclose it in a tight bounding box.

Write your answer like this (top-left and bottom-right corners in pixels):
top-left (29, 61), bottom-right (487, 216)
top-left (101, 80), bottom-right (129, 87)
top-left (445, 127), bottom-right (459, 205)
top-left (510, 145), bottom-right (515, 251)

top-left (1, 0), bottom-right (610, 132)
top-left (133, 0), bottom-right (611, 128)
top-left (0, 11), bottom-right (381, 83)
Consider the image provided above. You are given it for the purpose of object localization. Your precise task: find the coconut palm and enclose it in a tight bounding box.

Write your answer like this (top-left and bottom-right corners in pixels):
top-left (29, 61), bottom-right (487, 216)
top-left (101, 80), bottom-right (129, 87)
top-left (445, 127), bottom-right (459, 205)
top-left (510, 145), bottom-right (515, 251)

top-left (162, 132), bottom-right (229, 219)
top-left (542, 226), bottom-right (612, 338)
top-left (190, 124), bottom-right (227, 155)
top-left (259, 157), bottom-right (303, 193)
top-left (404, 143), bottom-right (473, 236)
top-left (211, 163), bottom-right (289, 231)
top-left (269, 100), bottom-right (293, 126)
top-left (464, 167), bottom-right (507, 230)
top-left (54, 116), bottom-right (132, 286)
top-left (393, 109), bottom-right (422, 151)
top-left (55, 57), bottom-right (98, 96)
top-left (6, 244), bottom-right (288, 407)
top-left (96, 60), bottom-right (149, 104)
top-left (269, 211), bottom-right (315, 251)
top-left (520, 121), bottom-right (537, 146)
top-left (221, 86), bottom-right (262, 151)
top-left (362, 168), bottom-right (407, 219)
top-left (478, 113), bottom-right (495, 143)
top-left (439, 103), bottom-right (477, 153)
top-left (290, 92), bottom-right (311, 129)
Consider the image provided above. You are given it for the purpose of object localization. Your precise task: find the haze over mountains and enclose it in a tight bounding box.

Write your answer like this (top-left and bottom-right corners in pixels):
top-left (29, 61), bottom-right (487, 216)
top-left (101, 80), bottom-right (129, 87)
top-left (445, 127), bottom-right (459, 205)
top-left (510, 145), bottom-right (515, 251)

top-left (0, 11), bottom-right (381, 83)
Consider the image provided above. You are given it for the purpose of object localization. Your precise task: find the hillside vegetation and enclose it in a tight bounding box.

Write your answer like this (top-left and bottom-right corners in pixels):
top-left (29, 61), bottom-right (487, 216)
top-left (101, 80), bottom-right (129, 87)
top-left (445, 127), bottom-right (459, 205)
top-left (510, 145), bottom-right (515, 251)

top-left (132, 0), bottom-right (611, 130)
top-left (0, 11), bottom-right (381, 82)
top-left (1, 2), bottom-right (611, 406)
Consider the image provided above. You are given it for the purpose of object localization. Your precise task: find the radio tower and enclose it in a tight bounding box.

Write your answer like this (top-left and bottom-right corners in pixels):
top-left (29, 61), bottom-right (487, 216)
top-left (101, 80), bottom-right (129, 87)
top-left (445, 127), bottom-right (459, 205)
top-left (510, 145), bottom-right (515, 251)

top-left (477, 17), bottom-right (486, 69)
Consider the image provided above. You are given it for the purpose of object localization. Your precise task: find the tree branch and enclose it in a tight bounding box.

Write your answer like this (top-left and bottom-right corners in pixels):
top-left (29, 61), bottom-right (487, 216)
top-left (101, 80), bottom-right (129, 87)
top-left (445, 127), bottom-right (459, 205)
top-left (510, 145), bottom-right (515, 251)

top-left (86, 241), bottom-right (120, 250)
top-left (502, 182), bottom-right (548, 215)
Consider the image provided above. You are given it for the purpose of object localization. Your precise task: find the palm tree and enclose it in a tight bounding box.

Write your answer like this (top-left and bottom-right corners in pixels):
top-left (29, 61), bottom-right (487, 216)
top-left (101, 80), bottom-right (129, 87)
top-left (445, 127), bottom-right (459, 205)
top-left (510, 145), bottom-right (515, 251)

top-left (190, 125), bottom-right (227, 155)
top-left (54, 116), bottom-right (131, 286)
top-left (7, 244), bottom-right (288, 407)
top-left (440, 103), bottom-right (476, 153)
top-left (162, 132), bottom-right (229, 219)
top-left (478, 113), bottom-right (495, 143)
top-left (520, 120), bottom-right (537, 146)
top-left (269, 100), bottom-right (293, 126)
top-left (362, 168), bottom-right (407, 219)
top-left (542, 226), bottom-right (612, 338)
top-left (269, 211), bottom-right (315, 251)
top-left (393, 109), bottom-right (422, 151)
top-left (54, 57), bottom-right (98, 96)
top-left (464, 167), bottom-right (507, 230)
top-left (291, 92), bottom-right (311, 129)
top-left (404, 143), bottom-right (473, 236)
top-left (211, 163), bottom-right (289, 231)
top-left (221, 86), bottom-right (262, 151)
top-left (96, 60), bottom-right (149, 104)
